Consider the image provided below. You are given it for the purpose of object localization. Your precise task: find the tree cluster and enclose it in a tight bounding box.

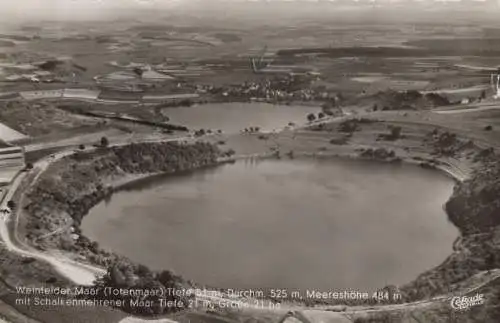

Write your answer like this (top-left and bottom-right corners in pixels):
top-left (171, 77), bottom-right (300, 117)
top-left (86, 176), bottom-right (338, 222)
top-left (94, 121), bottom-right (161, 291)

top-left (92, 261), bottom-right (191, 316)
top-left (338, 119), bottom-right (360, 133)
top-left (378, 125), bottom-right (403, 141)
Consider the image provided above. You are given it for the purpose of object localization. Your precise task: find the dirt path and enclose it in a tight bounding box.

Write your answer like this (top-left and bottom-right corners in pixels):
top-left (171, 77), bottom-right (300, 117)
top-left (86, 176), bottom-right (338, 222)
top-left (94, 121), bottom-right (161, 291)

top-left (0, 121), bottom-right (498, 323)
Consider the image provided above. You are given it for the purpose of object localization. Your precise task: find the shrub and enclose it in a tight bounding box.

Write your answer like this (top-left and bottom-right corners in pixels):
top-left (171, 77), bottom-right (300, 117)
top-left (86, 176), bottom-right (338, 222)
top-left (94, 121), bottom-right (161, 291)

top-left (194, 129), bottom-right (206, 137)
top-left (307, 113), bottom-right (316, 122)
top-left (100, 136), bottom-right (109, 147)
top-left (338, 119), bottom-right (359, 133)
top-left (330, 137), bottom-right (348, 145)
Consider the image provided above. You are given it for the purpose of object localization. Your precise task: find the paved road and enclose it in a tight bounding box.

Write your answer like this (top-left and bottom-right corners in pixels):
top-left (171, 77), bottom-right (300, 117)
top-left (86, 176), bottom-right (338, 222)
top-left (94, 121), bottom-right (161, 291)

top-left (1, 120), bottom-right (499, 323)
top-left (0, 122), bottom-right (283, 288)
top-left (433, 102), bottom-right (500, 114)
top-left (14, 89), bottom-right (198, 105)
top-left (0, 169), bottom-right (105, 286)
top-left (3, 134), bottom-right (197, 282)
top-left (0, 135), bottom-right (200, 322)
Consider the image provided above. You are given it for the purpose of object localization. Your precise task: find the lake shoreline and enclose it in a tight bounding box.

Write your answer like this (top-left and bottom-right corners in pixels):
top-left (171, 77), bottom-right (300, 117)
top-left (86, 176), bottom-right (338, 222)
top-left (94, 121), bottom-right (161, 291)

top-left (15, 116), bottom-right (500, 312)
top-left (82, 155), bottom-right (458, 294)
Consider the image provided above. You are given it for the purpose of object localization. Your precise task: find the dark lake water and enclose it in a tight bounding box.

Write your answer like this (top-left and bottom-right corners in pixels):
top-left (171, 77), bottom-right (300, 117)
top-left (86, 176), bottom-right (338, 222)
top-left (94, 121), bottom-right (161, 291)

top-left (82, 158), bottom-right (457, 292)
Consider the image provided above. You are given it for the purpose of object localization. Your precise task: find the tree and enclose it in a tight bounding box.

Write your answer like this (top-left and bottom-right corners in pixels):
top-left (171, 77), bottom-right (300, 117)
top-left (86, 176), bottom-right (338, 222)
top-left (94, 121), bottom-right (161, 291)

top-left (25, 162), bottom-right (33, 170)
top-left (133, 67), bottom-right (143, 78)
top-left (108, 264), bottom-right (127, 286)
top-left (6, 200), bottom-right (15, 210)
top-left (38, 60), bottom-right (60, 71)
top-left (100, 136), bottom-right (109, 147)
top-left (381, 285), bottom-right (401, 303)
top-left (180, 99), bottom-right (192, 107)
top-left (157, 270), bottom-right (176, 287)
top-left (136, 264), bottom-right (153, 278)
top-left (484, 251), bottom-right (497, 273)
top-left (339, 119), bottom-right (359, 133)
top-left (307, 113), bottom-right (316, 122)
top-left (79, 144), bottom-right (85, 150)
top-left (318, 112), bottom-right (325, 119)
top-left (90, 241), bottom-right (99, 253)
top-left (194, 129), bottom-right (206, 137)
top-left (390, 126), bottom-right (402, 139)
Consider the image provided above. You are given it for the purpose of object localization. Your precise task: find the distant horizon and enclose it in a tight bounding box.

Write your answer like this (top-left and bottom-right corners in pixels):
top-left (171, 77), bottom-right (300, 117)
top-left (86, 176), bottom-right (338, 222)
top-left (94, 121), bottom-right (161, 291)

top-left (1, 0), bottom-right (499, 24)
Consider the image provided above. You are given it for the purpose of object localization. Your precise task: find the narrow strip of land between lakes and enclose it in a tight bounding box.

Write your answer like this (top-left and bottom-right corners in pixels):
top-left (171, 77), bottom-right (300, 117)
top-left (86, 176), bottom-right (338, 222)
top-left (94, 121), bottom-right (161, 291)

top-left (0, 113), bottom-right (497, 323)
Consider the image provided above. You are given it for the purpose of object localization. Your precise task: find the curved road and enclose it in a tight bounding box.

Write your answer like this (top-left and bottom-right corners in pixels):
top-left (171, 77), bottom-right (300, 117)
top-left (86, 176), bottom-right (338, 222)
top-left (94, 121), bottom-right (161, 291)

top-left (0, 135), bottom-right (195, 285)
top-left (0, 105), bottom-right (332, 285)
top-left (0, 153), bottom-right (105, 286)
top-left (0, 117), bottom-right (499, 322)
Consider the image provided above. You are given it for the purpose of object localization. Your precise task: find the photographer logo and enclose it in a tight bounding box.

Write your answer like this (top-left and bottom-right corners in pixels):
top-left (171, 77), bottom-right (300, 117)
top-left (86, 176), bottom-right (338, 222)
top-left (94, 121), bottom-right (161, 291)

top-left (450, 293), bottom-right (484, 311)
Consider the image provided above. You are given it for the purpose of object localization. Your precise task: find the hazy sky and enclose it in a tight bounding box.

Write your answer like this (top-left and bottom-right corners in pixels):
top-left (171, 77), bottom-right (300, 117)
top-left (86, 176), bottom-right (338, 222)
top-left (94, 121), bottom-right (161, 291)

top-left (1, 0), bottom-right (497, 23)
top-left (1, 0), bottom-right (185, 21)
